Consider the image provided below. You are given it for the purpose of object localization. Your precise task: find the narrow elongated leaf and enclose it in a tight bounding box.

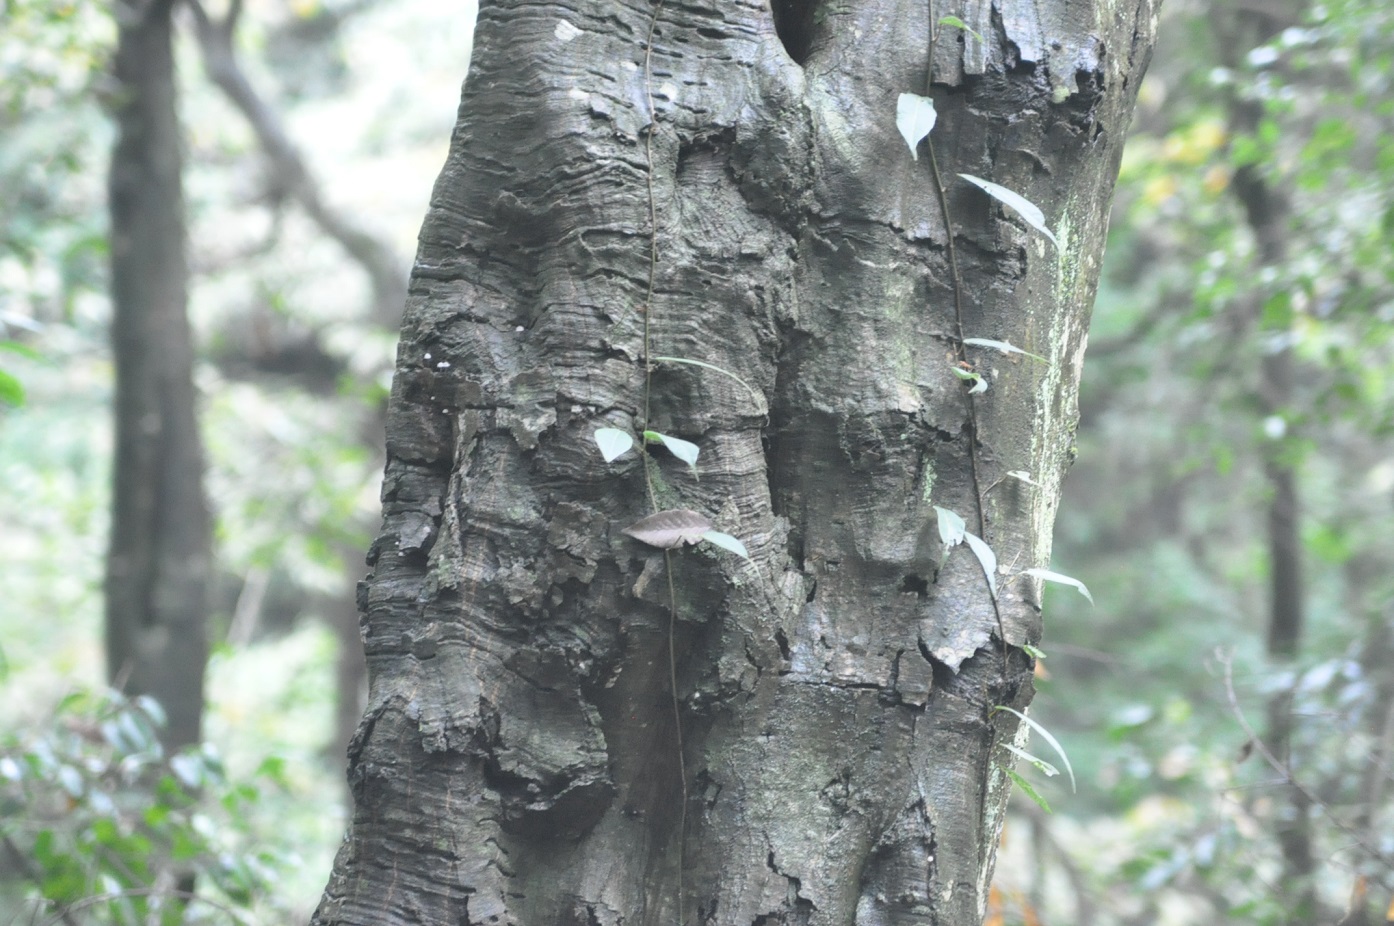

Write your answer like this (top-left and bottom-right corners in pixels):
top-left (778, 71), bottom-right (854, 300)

top-left (1005, 768), bottom-right (1052, 813)
top-left (702, 530), bottom-right (751, 560)
top-left (896, 93), bottom-right (937, 161)
top-left (1002, 742), bottom-right (1060, 778)
top-left (1022, 567), bottom-right (1094, 605)
top-left (969, 376), bottom-right (989, 394)
top-left (933, 505), bottom-right (966, 547)
top-left (963, 337), bottom-right (1048, 363)
top-left (594, 427), bottom-right (635, 462)
top-left (643, 430), bottom-right (700, 469)
top-left (652, 356), bottom-right (764, 405)
top-left (950, 365), bottom-right (989, 393)
top-left (963, 530), bottom-right (998, 598)
top-left (622, 509), bottom-right (713, 549)
top-left (959, 173), bottom-right (1059, 248)
top-left (995, 705), bottom-right (1076, 792)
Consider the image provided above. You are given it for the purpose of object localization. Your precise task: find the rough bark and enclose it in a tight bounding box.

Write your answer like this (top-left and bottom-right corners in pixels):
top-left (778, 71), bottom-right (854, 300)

top-left (313, 0), bottom-right (1156, 922)
top-left (105, 0), bottom-right (211, 751)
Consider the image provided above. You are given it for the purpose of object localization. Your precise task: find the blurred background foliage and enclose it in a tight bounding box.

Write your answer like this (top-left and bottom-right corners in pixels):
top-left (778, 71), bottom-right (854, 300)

top-left (0, 0), bottom-right (1390, 923)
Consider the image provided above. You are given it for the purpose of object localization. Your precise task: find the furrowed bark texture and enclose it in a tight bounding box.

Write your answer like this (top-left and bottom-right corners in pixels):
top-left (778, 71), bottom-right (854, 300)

top-left (314, 0), bottom-right (1155, 922)
top-left (105, 0), bottom-right (211, 750)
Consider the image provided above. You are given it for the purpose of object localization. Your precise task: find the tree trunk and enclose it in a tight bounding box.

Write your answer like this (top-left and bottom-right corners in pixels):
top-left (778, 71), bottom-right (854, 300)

top-left (313, 0), bottom-right (1156, 922)
top-left (106, 0), bottom-right (211, 751)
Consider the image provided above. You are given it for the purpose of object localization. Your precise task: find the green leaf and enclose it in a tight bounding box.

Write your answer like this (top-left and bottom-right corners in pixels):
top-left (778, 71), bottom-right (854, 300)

top-left (0, 368), bottom-right (23, 406)
top-left (1002, 741), bottom-right (1059, 778)
top-left (1021, 567), bottom-right (1094, 605)
top-left (594, 427), bottom-right (635, 462)
top-left (933, 505), bottom-right (965, 547)
top-left (937, 14), bottom-right (983, 39)
top-left (896, 92), bottom-right (937, 161)
top-left (701, 530), bottom-right (751, 560)
top-left (950, 365), bottom-right (988, 393)
top-left (643, 430), bottom-right (700, 469)
top-left (958, 173), bottom-right (1059, 248)
top-left (652, 356), bottom-right (764, 406)
top-left (995, 705), bottom-right (1076, 792)
top-left (1005, 768), bottom-right (1052, 813)
top-left (963, 531), bottom-right (997, 598)
top-left (962, 337), bottom-right (1048, 362)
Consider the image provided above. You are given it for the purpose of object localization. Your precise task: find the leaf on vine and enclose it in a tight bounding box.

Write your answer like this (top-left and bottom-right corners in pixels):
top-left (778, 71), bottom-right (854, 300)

top-left (1021, 567), bottom-right (1094, 605)
top-left (1006, 470), bottom-right (1040, 487)
top-left (995, 705), bottom-right (1076, 792)
top-left (643, 430), bottom-right (700, 469)
top-left (937, 14), bottom-right (983, 39)
top-left (594, 427), bottom-right (635, 462)
top-left (1002, 741), bottom-right (1060, 778)
top-left (652, 355), bottom-right (764, 407)
top-left (1004, 768), bottom-right (1053, 813)
top-left (958, 173), bottom-right (1059, 248)
top-left (622, 509), bottom-right (713, 549)
top-left (702, 530), bottom-right (751, 560)
top-left (950, 365), bottom-right (989, 394)
top-left (896, 93), bottom-right (938, 161)
top-left (933, 505), bottom-right (966, 547)
top-left (963, 531), bottom-right (998, 598)
top-left (963, 337), bottom-right (1048, 363)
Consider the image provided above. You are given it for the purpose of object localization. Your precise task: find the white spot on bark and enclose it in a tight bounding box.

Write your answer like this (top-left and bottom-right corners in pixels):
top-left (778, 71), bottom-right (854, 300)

top-left (554, 20), bottom-right (581, 42)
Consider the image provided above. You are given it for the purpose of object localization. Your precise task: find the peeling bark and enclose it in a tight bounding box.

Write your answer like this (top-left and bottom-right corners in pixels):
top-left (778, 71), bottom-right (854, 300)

top-left (313, 0), bottom-right (1156, 922)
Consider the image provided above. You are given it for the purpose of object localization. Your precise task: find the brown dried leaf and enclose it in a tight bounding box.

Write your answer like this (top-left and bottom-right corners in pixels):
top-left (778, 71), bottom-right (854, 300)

top-left (621, 509), bottom-right (713, 549)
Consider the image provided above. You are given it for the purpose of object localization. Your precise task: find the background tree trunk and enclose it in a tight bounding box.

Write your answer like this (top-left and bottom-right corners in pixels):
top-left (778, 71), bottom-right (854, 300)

top-left (314, 0), bottom-right (1156, 922)
top-left (106, 0), bottom-right (211, 751)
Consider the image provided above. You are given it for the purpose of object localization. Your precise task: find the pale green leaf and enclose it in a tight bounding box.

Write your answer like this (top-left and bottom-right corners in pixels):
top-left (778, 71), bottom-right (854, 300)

top-left (959, 173), bottom-right (1059, 248)
top-left (896, 93), bottom-right (937, 161)
top-left (702, 530), bottom-right (751, 560)
top-left (643, 430), bottom-right (700, 469)
top-left (1002, 741), bottom-right (1060, 778)
top-left (963, 337), bottom-right (1048, 362)
top-left (969, 376), bottom-right (989, 395)
top-left (1005, 768), bottom-right (1052, 813)
top-left (963, 531), bottom-right (998, 598)
top-left (652, 355), bottom-right (764, 406)
top-left (1006, 470), bottom-right (1040, 487)
top-left (594, 427), bottom-right (635, 462)
top-left (1022, 567), bottom-right (1094, 605)
top-left (933, 505), bottom-right (966, 547)
top-left (995, 705), bottom-right (1076, 792)
top-left (1022, 643), bottom-right (1047, 660)
top-left (0, 369), bottom-right (23, 407)
top-left (937, 14), bottom-right (983, 39)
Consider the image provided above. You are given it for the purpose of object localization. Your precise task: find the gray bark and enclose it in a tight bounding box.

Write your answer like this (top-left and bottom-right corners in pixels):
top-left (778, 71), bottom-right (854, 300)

top-left (313, 0), bottom-right (1156, 922)
top-left (105, 0), bottom-right (211, 751)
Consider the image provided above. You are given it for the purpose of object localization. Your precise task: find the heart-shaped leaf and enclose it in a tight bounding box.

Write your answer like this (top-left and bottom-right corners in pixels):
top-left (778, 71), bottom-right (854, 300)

top-left (594, 427), bottom-right (635, 462)
top-left (622, 509), bottom-right (713, 549)
top-left (896, 93), bottom-right (937, 161)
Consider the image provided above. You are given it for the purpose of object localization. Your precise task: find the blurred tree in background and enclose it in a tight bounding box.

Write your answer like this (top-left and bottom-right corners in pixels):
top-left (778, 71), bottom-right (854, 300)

top-left (0, 0), bottom-right (1391, 922)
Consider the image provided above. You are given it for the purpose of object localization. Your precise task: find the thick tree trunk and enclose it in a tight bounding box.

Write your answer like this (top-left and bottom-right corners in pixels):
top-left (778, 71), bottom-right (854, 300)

top-left (106, 0), bottom-right (211, 750)
top-left (314, 0), bottom-right (1155, 923)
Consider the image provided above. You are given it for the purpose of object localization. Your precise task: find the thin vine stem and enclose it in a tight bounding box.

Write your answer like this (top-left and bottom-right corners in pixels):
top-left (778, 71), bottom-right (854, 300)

top-left (640, 2), bottom-right (688, 923)
top-left (923, 10), bottom-right (1011, 684)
